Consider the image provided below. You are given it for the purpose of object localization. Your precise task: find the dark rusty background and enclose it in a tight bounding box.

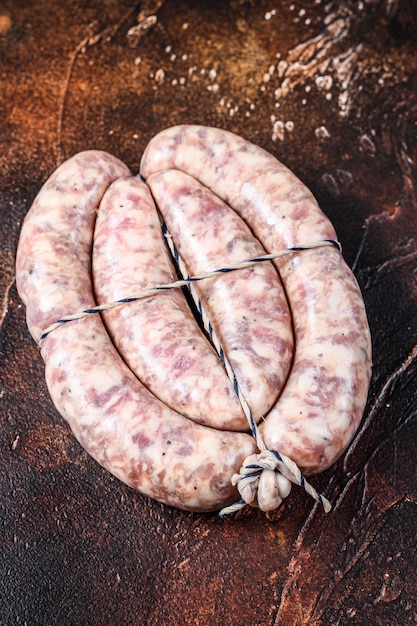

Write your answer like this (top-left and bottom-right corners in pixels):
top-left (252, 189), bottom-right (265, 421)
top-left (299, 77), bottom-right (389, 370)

top-left (1, 1), bottom-right (417, 624)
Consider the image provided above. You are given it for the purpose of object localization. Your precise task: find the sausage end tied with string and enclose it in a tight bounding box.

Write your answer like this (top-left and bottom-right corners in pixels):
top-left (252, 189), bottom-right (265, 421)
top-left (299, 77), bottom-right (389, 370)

top-left (39, 229), bottom-right (340, 518)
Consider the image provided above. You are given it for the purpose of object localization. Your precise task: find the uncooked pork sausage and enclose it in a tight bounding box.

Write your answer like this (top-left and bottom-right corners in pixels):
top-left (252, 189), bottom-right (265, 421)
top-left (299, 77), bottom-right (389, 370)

top-left (146, 169), bottom-right (293, 418)
top-left (15, 150), bottom-right (257, 512)
top-left (92, 174), bottom-right (250, 431)
top-left (15, 125), bottom-right (372, 514)
top-left (140, 125), bottom-right (372, 475)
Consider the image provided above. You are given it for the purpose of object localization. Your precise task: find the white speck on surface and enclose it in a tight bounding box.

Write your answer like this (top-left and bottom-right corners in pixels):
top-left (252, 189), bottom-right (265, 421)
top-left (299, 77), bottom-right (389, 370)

top-left (263, 73), bottom-right (271, 83)
top-left (315, 125), bottom-right (331, 139)
top-left (272, 120), bottom-right (285, 141)
top-left (165, 45), bottom-right (172, 53)
top-left (338, 90), bottom-right (348, 112)
top-left (277, 60), bottom-right (288, 77)
top-left (315, 75), bottom-right (333, 90)
top-left (170, 53), bottom-right (176, 62)
top-left (285, 120), bottom-right (294, 131)
top-left (208, 68), bottom-right (217, 81)
top-left (336, 169), bottom-right (353, 188)
top-left (322, 172), bottom-right (340, 196)
top-left (360, 134), bottom-right (377, 156)
top-left (154, 68), bottom-right (165, 84)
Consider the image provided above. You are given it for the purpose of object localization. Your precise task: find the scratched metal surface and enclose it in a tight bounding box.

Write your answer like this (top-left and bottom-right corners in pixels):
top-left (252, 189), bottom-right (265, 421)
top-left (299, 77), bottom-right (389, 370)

top-left (1, 1), bottom-right (416, 625)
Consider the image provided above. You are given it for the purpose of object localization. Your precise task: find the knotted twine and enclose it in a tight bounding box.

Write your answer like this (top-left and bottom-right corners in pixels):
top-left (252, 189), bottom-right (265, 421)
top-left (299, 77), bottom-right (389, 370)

top-left (39, 232), bottom-right (339, 517)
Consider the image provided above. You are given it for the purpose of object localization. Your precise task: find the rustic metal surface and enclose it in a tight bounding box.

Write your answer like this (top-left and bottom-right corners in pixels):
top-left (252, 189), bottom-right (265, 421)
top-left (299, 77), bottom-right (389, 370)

top-left (1, 1), bottom-right (416, 624)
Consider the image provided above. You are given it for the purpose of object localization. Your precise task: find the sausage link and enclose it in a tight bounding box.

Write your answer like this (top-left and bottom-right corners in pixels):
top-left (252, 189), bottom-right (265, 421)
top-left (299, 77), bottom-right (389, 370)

top-left (16, 151), bottom-right (257, 512)
top-left (16, 150), bottom-right (131, 342)
top-left (93, 175), bottom-right (248, 431)
top-left (140, 125), bottom-right (372, 475)
top-left (147, 169), bottom-right (294, 419)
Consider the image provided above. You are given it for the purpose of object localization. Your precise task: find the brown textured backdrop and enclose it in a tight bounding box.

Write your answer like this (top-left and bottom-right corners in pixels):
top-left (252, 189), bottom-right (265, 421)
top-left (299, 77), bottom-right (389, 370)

top-left (1, 1), bottom-right (416, 624)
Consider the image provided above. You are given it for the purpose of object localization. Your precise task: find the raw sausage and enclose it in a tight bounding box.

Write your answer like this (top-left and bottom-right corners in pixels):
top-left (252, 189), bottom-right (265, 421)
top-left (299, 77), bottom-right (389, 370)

top-left (93, 174), bottom-right (249, 431)
top-left (140, 125), bottom-right (372, 475)
top-left (15, 126), bottom-right (372, 515)
top-left (15, 150), bottom-right (257, 512)
top-left (146, 169), bottom-right (293, 418)
top-left (16, 151), bottom-right (130, 342)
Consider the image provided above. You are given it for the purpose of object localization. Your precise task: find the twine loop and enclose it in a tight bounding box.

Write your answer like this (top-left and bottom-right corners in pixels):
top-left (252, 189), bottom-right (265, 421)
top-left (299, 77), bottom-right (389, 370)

top-left (39, 233), bottom-right (339, 518)
top-left (219, 449), bottom-right (332, 518)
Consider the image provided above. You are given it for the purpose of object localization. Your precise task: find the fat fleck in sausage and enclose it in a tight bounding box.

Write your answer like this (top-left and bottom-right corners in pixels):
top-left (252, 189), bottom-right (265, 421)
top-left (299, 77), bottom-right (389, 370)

top-left (140, 125), bottom-right (372, 475)
top-left (146, 169), bottom-right (294, 418)
top-left (15, 150), bottom-right (257, 512)
top-left (93, 174), bottom-right (249, 431)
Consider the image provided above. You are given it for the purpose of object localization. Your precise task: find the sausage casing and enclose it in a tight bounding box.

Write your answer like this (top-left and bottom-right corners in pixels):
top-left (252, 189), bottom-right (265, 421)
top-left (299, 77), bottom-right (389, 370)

top-left (93, 175), bottom-right (249, 430)
top-left (16, 150), bottom-right (257, 512)
top-left (147, 169), bottom-right (294, 419)
top-left (141, 125), bottom-right (372, 475)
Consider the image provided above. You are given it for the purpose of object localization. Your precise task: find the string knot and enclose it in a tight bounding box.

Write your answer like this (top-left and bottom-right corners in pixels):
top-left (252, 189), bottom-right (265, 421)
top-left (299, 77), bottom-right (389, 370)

top-left (219, 449), bottom-right (332, 518)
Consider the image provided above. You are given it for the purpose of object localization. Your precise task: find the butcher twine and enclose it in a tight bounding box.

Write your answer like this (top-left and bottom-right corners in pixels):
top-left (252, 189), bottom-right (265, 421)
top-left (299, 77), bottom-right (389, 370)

top-left (39, 235), bottom-right (340, 518)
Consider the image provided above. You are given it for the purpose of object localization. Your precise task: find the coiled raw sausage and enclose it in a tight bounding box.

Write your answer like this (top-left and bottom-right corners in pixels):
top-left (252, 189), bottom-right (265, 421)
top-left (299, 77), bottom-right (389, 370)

top-left (15, 126), bottom-right (372, 514)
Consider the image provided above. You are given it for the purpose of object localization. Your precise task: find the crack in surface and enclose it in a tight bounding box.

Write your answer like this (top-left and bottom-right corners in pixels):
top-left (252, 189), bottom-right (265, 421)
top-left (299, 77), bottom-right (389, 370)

top-left (363, 246), bottom-right (417, 290)
top-left (0, 276), bottom-right (16, 352)
top-left (275, 415), bottom-right (416, 626)
top-left (56, 1), bottom-right (144, 165)
top-left (343, 343), bottom-right (417, 472)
